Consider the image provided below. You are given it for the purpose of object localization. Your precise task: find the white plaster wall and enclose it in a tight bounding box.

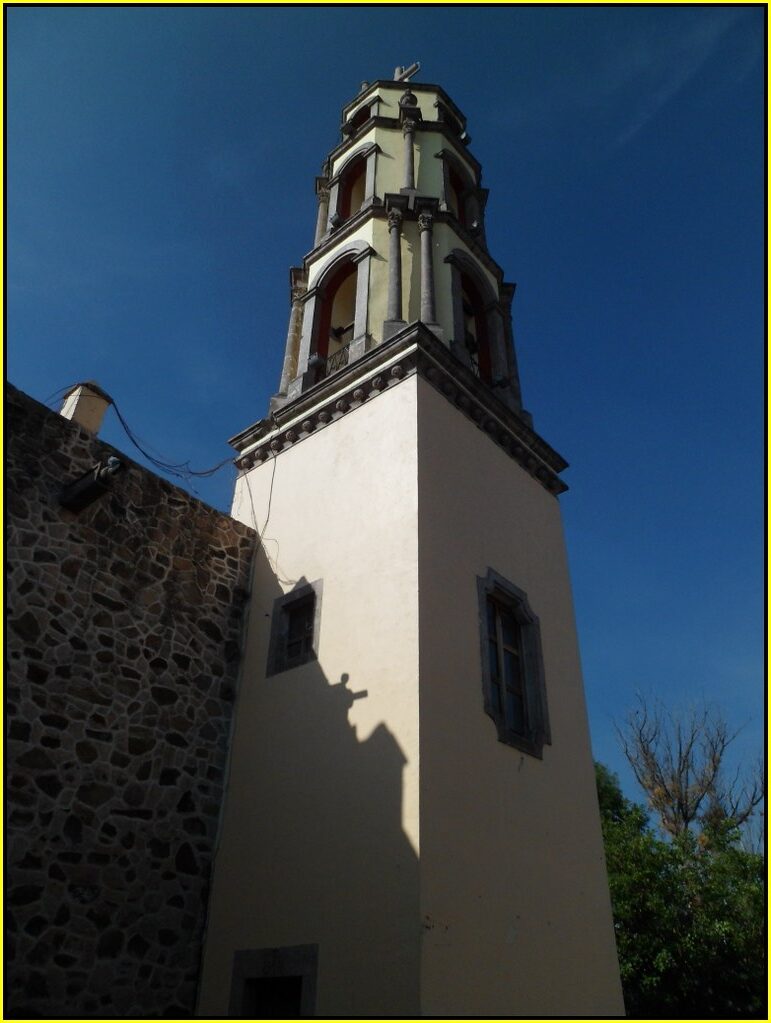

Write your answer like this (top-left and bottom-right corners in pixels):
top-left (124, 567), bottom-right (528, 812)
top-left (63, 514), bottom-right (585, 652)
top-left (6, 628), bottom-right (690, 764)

top-left (198, 379), bottom-right (422, 1017)
top-left (373, 124), bottom-right (403, 197)
top-left (374, 87), bottom-right (399, 120)
top-left (370, 216), bottom-right (391, 342)
top-left (413, 129), bottom-right (444, 197)
top-left (402, 218), bottom-right (422, 327)
top-left (416, 377), bottom-right (624, 1016)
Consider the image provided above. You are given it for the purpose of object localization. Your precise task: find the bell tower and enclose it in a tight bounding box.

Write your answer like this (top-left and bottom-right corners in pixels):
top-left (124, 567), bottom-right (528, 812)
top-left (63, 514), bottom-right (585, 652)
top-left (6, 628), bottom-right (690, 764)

top-left (198, 69), bottom-right (624, 1017)
top-left (268, 67), bottom-right (529, 429)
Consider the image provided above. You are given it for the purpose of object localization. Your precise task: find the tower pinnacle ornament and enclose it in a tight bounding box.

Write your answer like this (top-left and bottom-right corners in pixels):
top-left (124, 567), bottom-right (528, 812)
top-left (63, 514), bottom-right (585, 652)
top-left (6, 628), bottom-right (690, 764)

top-left (393, 61), bottom-right (420, 81)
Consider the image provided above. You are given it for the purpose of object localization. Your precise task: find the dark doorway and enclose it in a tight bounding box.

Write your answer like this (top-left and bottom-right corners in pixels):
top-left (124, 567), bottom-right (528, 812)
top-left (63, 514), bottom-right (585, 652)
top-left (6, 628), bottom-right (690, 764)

top-left (229, 944), bottom-right (318, 1018)
top-left (242, 975), bottom-right (303, 1017)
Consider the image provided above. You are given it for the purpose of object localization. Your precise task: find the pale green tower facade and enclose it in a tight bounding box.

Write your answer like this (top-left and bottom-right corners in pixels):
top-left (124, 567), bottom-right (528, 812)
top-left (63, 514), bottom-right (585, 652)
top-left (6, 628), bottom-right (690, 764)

top-left (198, 70), bottom-right (624, 1017)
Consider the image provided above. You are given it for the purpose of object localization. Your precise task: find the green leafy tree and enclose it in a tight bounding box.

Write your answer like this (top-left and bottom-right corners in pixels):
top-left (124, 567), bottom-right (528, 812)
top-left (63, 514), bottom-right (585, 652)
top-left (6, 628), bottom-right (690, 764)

top-left (596, 763), bottom-right (765, 1018)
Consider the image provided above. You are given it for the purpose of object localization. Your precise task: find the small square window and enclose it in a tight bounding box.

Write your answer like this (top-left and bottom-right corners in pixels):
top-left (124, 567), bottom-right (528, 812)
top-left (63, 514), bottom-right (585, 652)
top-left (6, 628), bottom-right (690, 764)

top-left (478, 570), bottom-right (550, 757)
top-left (266, 581), bottom-right (323, 677)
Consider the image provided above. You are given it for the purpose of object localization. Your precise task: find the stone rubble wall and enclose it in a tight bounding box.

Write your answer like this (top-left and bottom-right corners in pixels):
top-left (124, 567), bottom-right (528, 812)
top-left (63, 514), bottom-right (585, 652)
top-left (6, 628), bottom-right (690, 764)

top-left (5, 384), bottom-right (256, 1018)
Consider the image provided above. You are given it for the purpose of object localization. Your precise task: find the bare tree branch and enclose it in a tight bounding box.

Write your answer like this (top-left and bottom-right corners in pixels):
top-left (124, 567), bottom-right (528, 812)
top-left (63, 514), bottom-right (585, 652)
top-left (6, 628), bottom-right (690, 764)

top-left (616, 695), bottom-right (765, 842)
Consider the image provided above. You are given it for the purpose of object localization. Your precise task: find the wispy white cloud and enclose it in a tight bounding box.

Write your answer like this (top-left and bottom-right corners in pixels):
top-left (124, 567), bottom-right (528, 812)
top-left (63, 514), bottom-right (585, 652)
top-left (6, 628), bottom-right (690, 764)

top-left (493, 9), bottom-right (761, 152)
top-left (612, 9), bottom-right (750, 148)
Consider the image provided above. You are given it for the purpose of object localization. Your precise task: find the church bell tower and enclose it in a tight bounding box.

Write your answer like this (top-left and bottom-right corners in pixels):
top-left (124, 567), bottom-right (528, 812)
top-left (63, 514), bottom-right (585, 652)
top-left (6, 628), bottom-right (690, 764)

top-left (198, 68), bottom-right (624, 1017)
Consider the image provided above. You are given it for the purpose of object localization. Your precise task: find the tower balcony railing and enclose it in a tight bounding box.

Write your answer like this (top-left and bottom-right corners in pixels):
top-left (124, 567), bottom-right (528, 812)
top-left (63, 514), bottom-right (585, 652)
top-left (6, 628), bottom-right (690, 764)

top-left (325, 343), bottom-right (351, 376)
top-left (307, 341), bottom-right (351, 385)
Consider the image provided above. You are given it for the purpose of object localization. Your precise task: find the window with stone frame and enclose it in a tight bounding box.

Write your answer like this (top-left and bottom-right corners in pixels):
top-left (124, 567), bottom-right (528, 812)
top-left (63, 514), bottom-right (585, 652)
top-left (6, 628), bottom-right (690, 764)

top-left (477, 569), bottom-right (550, 757)
top-left (266, 581), bottom-right (323, 677)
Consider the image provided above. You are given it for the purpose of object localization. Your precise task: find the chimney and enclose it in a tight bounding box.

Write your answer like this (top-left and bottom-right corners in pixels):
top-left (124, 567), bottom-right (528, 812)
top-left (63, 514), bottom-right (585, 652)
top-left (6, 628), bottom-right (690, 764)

top-left (59, 381), bottom-right (113, 435)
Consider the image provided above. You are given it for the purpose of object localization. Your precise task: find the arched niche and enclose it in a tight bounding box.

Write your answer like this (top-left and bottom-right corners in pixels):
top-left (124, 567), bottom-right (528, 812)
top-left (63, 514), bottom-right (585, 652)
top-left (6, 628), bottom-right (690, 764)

top-left (461, 273), bottom-right (492, 384)
top-left (292, 242), bottom-right (374, 395)
top-left (445, 249), bottom-right (509, 390)
top-left (328, 143), bottom-right (379, 231)
top-left (437, 150), bottom-right (486, 239)
top-left (314, 260), bottom-right (357, 370)
top-left (346, 100), bottom-right (373, 134)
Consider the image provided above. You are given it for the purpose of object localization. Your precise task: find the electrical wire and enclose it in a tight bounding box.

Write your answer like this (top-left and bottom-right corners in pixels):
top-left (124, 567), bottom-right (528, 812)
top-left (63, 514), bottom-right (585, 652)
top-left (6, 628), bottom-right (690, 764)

top-left (47, 379), bottom-right (299, 581)
top-left (42, 383), bottom-right (81, 411)
top-left (43, 381), bottom-right (235, 482)
top-left (244, 450), bottom-right (278, 548)
top-left (110, 400), bottom-right (233, 480)
top-left (244, 453), bottom-right (295, 587)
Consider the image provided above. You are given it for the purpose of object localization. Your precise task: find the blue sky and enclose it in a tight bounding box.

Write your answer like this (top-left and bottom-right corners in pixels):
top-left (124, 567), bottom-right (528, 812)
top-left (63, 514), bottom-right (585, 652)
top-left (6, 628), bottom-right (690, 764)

top-left (6, 6), bottom-right (765, 805)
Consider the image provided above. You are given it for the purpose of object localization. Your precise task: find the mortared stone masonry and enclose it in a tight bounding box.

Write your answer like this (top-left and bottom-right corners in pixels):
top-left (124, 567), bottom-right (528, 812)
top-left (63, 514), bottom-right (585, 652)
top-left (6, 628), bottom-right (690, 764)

top-left (5, 383), bottom-right (256, 1017)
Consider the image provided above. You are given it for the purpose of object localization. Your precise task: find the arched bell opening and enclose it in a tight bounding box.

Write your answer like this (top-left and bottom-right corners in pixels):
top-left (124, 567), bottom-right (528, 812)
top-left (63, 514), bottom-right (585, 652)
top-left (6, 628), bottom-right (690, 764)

top-left (347, 102), bottom-right (372, 134)
top-left (447, 165), bottom-right (469, 228)
top-left (327, 144), bottom-right (378, 233)
top-left (461, 273), bottom-right (492, 385)
top-left (311, 259), bottom-right (358, 381)
top-left (337, 156), bottom-right (366, 222)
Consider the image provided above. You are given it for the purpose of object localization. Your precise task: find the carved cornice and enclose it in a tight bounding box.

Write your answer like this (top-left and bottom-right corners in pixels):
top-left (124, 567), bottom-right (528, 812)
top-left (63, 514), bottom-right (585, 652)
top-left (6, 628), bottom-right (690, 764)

top-left (230, 324), bottom-right (568, 497)
top-left (304, 201), bottom-right (382, 265)
top-left (288, 266), bottom-right (307, 304)
top-left (341, 80), bottom-right (467, 133)
top-left (304, 199), bottom-right (505, 287)
top-left (325, 118), bottom-right (483, 181)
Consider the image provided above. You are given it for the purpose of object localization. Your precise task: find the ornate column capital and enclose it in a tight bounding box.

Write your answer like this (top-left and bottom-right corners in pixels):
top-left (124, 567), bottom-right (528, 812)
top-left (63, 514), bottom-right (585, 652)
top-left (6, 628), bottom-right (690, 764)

top-left (387, 208), bottom-right (403, 232)
top-left (402, 118), bottom-right (418, 136)
top-left (316, 186), bottom-right (330, 204)
top-left (291, 284), bottom-right (307, 304)
top-left (418, 212), bottom-right (434, 233)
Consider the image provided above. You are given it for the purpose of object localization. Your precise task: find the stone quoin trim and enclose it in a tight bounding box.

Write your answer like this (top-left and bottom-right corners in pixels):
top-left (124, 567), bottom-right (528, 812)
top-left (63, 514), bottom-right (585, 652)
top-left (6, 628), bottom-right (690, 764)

top-left (231, 324), bottom-right (568, 496)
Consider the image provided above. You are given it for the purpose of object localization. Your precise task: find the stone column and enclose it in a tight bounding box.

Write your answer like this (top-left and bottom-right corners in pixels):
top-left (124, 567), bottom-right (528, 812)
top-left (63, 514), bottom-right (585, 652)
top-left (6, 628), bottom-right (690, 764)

top-left (384, 208), bottom-right (404, 332)
top-left (402, 119), bottom-right (417, 191)
top-left (279, 276), bottom-right (307, 394)
top-left (418, 211), bottom-right (437, 325)
top-left (287, 288), bottom-right (319, 400)
top-left (326, 180), bottom-right (340, 232)
top-left (386, 210), bottom-right (403, 319)
top-left (364, 148), bottom-right (378, 204)
top-left (437, 152), bottom-right (450, 211)
top-left (314, 185), bottom-right (330, 247)
top-left (348, 249), bottom-right (372, 363)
